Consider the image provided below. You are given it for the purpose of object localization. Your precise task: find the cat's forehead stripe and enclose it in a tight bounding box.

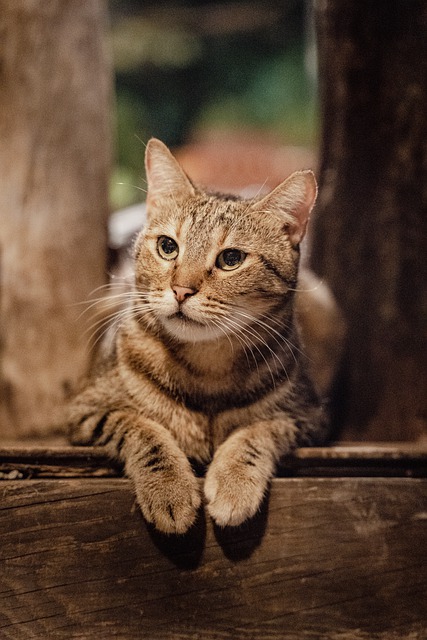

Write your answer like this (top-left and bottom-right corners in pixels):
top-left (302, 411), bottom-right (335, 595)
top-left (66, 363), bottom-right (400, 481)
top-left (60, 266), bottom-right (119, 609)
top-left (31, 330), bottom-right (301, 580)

top-left (190, 195), bottom-right (242, 225)
top-left (185, 199), bottom-right (244, 254)
top-left (177, 216), bottom-right (192, 243)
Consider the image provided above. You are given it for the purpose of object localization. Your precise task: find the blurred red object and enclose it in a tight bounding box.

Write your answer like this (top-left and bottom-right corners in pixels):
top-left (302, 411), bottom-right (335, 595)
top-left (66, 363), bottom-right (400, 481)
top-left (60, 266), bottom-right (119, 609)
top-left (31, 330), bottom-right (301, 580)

top-left (174, 130), bottom-right (317, 196)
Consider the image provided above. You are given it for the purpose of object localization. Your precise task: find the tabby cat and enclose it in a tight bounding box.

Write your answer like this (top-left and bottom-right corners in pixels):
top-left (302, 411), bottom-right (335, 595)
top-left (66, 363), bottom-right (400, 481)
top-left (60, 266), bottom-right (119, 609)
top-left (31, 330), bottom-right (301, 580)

top-left (66, 138), bottom-right (328, 534)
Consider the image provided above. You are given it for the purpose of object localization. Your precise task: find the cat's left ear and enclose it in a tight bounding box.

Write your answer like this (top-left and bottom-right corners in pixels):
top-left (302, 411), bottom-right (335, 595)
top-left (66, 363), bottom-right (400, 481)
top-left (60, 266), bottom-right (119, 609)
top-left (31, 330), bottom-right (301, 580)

top-left (145, 138), bottom-right (196, 208)
top-left (253, 170), bottom-right (317, 246)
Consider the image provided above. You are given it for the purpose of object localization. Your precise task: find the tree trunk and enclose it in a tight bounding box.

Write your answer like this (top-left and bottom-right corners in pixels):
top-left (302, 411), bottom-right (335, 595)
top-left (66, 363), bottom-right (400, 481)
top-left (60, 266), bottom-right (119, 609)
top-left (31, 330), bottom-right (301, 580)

top-left (0, 1), bottom-right (112, 438)
top-left (311, 0), bottom-right (427, 440)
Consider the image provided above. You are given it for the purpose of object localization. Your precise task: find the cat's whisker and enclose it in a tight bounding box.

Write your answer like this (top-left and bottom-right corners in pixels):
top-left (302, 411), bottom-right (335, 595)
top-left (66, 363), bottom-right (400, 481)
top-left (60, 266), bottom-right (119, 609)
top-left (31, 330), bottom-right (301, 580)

top-left (232, 308), bottom-right (301, 366)
top-left (231, 313), bottom-right (287, 370)
top-left (252, 317), bottom-right (302, 368)
top-left (240, 179), bottom-right (269, 217)
top-left (85, 305), bottom-right (155, 351)
top-left (83, 300), bottom-right (152, 336)
top-left (224, 321), bottom-right (260, 376)
top-left (224, 316), bottom-right (278, 388)
top-left (81, 286), bottom-right (150, 306)
top-left (134, 133), bottom-right (149, 153)
top-left (83, 309), bottom-right (129, 336)
top-left (86, 320), bottom-right (118, 353)
top-left (200, 306), bottom-right (271, 375)
top-left (234, 311), bottom-right (295, 379)
top-left (69, 286), bottom-right (133, 310)
top-left (72, 282), bottom-right (140, 306)
top-left (76, 292), bottom-right (144, 320)
top-left (87, 280), bottom-right (135, 296)
top-left (84, 309), bottom-right (134, 342)
top-left (204, 318), bottom-right (235, 356)
top-left (116, 182), bottom-right (147, 195)
top-left (84, 298), bottom-right (137, 322)
top-left (287, 279), bottom-right (326, 293)
top-left (247, 308), bottom-right (301, 342)
top-left (87, 316), bottom-right (126, 354)
top-left (253, 310), bottom-right (310, 362)
top-left (208, 308), bottom-right (259, 368)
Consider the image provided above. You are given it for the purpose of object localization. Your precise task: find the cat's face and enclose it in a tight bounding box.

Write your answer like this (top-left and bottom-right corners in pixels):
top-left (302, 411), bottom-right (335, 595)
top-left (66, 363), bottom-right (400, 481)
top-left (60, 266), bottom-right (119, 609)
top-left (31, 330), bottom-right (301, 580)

top-left (134, 139), bottom-right (317, 344)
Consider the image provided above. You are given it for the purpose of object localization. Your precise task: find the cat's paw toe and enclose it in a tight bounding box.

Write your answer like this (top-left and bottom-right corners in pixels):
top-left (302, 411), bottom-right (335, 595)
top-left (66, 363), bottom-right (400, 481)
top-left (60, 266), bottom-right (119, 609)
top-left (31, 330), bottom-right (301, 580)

top-left (155, 486), bottom-right (201, 535)
top-left (204, 465), bottom-right (267, 528)
top-left (136, 472), bottom-right (201, 535)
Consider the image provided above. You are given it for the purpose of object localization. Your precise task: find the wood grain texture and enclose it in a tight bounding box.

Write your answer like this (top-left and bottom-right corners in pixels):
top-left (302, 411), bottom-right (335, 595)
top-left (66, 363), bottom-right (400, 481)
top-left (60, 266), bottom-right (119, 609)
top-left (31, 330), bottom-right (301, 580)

top-left (1, 476), bottom-right (426, 639)
top-left (1, 445), bottom-right (426, 479)
top-left (312, 0), bottom-right (427, 441)
top-left (0, 0), bottom-right (112, 437)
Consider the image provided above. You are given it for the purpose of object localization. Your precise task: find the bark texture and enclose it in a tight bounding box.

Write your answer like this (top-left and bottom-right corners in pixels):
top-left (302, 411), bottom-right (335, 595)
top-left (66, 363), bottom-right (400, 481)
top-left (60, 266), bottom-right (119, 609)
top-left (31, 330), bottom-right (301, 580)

top-left (0, 1), bottom-right (112, 437)
top-left (311, 0), bottom-right (427, 440)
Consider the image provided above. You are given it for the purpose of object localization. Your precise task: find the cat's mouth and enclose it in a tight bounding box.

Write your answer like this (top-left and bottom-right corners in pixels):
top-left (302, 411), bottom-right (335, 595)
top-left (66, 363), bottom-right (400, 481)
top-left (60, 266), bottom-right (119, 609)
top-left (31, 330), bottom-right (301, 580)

top-left (159, 308), bottom-right (230, 343)
top-left (170, 310), bottom-right (204, 326)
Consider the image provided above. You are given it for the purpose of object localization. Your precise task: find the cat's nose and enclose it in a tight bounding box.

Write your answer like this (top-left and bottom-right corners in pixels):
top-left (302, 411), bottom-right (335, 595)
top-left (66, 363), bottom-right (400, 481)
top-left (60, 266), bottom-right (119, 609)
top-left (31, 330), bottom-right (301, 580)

top-left (172, 285), bottom-right (197, 303)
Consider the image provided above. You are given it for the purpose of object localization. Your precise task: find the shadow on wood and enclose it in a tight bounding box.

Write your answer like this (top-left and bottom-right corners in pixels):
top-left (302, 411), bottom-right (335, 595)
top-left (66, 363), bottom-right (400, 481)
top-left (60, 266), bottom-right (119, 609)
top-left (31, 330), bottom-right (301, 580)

top-left (146, 508), bottom-right (207, 570)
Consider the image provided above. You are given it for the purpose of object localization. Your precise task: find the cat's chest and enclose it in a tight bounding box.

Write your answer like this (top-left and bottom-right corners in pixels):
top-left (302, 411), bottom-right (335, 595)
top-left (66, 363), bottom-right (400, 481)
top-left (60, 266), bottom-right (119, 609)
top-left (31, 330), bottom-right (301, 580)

top-left (117, 322), bottom-right (293, 457)
top-left (122, 368), bottom-right (288, 462)
top-left (119, 322), bottom-right (250, 400)
top-left (120, 363), bottom-right (236, 461)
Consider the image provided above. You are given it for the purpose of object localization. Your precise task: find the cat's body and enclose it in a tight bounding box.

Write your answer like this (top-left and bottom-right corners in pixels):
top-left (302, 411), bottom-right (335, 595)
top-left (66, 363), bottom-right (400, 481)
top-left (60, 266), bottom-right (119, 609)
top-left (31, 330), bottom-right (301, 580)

top-left (66, 139), bottom-right (328, 534)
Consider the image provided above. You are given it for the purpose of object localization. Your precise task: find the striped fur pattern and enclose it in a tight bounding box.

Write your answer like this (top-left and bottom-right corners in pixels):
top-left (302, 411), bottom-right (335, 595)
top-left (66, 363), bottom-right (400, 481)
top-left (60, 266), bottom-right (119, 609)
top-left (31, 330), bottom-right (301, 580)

top-left (66, 139), bottom-right (328, 534)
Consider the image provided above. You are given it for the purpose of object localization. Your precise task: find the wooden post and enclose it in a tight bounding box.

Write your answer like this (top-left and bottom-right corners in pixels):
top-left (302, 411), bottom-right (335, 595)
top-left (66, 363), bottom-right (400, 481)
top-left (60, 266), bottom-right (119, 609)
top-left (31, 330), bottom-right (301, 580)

top-left (311, 0), bottom-right (427, 441)
top-left (0, 1), bottom-right (112, 438)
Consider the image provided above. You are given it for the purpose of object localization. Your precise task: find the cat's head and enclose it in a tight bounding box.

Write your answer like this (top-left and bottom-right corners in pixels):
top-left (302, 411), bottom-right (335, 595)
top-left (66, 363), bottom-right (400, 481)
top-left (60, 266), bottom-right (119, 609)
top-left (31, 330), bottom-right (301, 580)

top-left (134, 138), bottom-right (317, 343)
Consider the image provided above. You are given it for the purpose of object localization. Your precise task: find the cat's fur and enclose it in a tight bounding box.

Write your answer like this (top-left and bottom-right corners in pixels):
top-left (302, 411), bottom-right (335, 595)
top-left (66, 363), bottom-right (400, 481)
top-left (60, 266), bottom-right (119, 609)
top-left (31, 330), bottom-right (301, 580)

top-left (66, 138), bottom-right (328, 534)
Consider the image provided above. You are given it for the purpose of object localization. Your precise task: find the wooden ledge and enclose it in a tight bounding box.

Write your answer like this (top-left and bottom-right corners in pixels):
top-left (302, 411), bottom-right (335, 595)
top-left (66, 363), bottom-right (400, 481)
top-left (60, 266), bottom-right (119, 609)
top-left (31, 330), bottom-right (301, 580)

top-left (1, 444), bottom-right (426, 638)
top-left (0, 444), bottom-right (426, 480)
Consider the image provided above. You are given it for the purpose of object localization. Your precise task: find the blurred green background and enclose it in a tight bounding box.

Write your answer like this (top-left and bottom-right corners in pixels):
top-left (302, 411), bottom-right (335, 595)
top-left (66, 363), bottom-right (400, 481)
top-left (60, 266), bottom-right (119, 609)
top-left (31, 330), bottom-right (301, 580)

top-left (108, 0), bottom-right (318, 209)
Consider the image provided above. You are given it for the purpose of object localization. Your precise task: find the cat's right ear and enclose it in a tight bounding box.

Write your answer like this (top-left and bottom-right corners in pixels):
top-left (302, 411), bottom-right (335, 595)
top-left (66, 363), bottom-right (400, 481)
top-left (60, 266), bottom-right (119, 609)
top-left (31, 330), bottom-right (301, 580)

top-left (145, 139), bottom-right (195, 210)
top-left (252, 170), bottom-right (317, 247)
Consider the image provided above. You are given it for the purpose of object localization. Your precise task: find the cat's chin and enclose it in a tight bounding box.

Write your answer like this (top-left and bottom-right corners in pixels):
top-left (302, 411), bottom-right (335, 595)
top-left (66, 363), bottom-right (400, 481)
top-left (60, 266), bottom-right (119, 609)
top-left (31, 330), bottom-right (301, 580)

top-left (159, 314), bottom-right (226, 344)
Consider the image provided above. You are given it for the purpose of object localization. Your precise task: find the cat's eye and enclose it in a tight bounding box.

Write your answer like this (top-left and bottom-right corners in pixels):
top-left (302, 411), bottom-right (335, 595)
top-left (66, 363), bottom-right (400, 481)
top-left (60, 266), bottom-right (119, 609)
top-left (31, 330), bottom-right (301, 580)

top-left (216, 248), bottom-right (246, 271)
top-left (157, 236), bottom-right (179, 260)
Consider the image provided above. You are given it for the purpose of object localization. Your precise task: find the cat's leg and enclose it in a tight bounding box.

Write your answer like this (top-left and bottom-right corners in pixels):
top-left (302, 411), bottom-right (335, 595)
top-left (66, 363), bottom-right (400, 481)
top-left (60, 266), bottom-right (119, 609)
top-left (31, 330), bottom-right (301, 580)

top-left (119, 415), bottom-right (201, 535)
top-left (68, 393), bottom-right (201, 534)
top-left (204, 419), bottom-right (298, 528)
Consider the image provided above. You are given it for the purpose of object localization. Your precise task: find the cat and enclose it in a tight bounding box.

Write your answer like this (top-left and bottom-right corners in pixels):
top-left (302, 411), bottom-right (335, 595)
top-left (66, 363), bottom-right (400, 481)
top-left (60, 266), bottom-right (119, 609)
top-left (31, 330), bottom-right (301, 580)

top-left (65, 138), bottom-right (329, 535)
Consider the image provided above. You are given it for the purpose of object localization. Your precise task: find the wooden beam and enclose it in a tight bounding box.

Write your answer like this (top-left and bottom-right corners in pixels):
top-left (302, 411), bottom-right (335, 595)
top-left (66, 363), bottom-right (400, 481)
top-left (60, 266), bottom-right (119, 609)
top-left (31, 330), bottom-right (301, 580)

top-left (0, 447), bottom-right (426, 638)
top-left (0, 445), bottom-right (426, 479)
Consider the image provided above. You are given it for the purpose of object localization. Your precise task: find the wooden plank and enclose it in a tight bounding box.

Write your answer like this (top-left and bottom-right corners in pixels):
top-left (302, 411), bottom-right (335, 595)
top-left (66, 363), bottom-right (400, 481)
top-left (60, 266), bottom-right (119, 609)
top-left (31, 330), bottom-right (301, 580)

top-left (1, 476), bottom-right (426, 639)
top-left (0, 446), bottom-right (116, 480)
top-left (1, 445), bottom-right (426, 479)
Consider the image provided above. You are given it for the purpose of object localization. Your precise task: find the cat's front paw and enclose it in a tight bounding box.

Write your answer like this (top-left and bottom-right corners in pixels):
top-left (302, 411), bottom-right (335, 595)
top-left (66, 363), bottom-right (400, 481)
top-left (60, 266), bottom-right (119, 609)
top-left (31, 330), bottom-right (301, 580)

top-left (204, 440), bottom-right (273, 528)
top-left (133, 454), bottom-right (201, 535)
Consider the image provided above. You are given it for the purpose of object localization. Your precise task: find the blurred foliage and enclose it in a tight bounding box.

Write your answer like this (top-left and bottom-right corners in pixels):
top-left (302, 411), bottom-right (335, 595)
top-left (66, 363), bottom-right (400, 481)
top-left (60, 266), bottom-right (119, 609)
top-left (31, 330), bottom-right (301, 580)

top-left (108, 1), bottom-right (317, 209)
